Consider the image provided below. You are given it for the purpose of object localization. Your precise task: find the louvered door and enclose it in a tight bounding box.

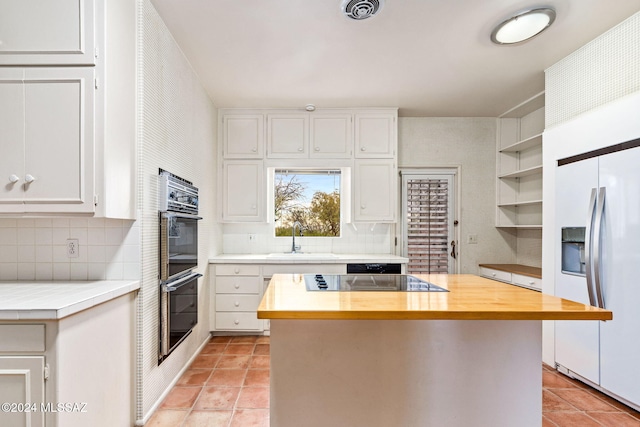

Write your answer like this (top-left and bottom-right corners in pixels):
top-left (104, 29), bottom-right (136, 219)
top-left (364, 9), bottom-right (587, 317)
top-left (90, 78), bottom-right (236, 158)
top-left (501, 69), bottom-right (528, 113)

top-left (402, 172), bottom-right (456, 274)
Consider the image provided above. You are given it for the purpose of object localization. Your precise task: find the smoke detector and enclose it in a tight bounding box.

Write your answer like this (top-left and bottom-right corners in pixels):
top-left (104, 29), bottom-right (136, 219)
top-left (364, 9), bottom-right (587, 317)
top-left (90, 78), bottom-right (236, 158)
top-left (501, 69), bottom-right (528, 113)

top-left (341, 0), bottom-right (384, 20)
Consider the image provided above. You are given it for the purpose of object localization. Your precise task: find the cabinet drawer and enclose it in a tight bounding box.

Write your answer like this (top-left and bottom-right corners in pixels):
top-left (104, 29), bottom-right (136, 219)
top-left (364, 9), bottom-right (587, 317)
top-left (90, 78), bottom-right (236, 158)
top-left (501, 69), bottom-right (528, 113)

top-left (479, 267), bottom-right (512, 283)
top-left (216, 264), bottom-right (260, 276)
top-left (0, 324), bottom-right (45, 352)
top-left (512, 274), bottom-right (542, 291)
top-left (215, 313), bottom-right (263, 331)
top-left (216, 276), bottom-right (261, 294)
top-left (262, 264), bottom-right (346, 276)
top-left (216, 294), bottom-right (261, 312)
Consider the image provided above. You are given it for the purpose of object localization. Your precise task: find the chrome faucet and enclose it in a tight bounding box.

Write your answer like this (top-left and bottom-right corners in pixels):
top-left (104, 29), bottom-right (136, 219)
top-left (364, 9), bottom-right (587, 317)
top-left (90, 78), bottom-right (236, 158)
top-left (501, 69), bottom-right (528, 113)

top-left (291, 221), bottom-right (303, 253)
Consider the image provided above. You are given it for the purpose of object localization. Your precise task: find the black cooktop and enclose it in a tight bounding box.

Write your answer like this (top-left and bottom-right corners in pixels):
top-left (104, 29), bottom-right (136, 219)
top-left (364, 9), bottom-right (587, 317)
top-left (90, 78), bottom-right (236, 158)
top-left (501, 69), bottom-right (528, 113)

top-left (304, 274), bottom-right (449, 292)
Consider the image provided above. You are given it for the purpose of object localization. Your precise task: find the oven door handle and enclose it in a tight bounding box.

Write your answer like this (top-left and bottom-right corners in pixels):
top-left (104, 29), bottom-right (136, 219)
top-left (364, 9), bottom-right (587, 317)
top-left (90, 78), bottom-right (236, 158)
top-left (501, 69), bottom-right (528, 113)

top-left (161, 212), bottom-right (202, 220)
top-left (163, 272), bottom-right (203, 292)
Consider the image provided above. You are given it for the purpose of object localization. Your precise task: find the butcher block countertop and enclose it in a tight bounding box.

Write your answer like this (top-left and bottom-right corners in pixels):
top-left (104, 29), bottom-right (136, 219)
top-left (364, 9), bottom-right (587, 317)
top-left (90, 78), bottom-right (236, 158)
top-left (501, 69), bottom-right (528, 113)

top-left (257, 274), bottom-right (611, 321)
top-left (479, 264), bottom-right (542, 279)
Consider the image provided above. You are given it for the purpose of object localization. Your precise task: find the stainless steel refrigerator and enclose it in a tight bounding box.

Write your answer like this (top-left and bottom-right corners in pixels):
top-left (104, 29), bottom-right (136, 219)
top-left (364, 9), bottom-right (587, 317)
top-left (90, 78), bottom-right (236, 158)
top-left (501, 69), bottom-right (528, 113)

top-left (555, 139), bottom-right (640, 410)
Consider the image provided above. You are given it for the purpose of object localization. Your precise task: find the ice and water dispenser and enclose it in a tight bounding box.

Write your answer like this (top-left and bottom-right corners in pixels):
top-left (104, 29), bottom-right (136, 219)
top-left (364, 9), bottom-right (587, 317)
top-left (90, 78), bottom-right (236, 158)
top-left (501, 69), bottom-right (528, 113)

top-left (561, 227), bottom-right (586, 275)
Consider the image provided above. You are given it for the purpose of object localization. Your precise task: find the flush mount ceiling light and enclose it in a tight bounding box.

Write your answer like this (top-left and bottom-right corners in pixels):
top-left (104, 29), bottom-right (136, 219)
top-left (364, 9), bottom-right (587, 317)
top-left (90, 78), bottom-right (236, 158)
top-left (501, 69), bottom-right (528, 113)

top-left (491, 7), bottom-right (556, 45)
top-left (341, 0), bottom-right (384, 20)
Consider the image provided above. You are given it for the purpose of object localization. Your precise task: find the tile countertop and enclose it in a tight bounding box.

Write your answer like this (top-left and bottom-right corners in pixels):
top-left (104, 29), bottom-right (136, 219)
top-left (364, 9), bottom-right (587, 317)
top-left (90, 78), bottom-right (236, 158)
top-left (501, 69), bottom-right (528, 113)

top-left (209, 253), bottom-right (409, 264)
top-left (0, 280), bottom-right (140, 321)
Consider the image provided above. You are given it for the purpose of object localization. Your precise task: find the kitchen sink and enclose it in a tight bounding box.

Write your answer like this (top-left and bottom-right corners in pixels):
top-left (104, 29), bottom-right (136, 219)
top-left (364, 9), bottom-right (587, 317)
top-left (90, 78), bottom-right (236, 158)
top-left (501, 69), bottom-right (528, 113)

top-left (266, 252), bottom-right (338, 260)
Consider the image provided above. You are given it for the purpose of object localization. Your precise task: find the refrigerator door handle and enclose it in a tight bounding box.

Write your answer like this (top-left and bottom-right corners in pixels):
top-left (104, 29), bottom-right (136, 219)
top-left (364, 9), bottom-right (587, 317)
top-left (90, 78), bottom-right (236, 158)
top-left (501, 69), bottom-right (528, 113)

top-left (593, 187), bottom-right (607, 309)
top-left (584, 188), bottom-right (598, 307)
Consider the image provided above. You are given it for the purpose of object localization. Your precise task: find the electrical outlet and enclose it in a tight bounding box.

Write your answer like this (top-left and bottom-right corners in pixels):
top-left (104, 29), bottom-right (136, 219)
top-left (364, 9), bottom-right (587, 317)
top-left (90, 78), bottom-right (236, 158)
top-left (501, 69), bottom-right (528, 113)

top-left (67, 239), bottom-right (79, 258)
top-left (467, 234), bottom-right (478, 244)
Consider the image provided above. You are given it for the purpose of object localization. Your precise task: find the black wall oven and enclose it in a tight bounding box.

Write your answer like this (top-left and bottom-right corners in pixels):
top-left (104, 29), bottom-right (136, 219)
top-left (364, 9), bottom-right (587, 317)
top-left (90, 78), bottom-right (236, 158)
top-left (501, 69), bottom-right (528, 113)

top-left (158, 170), bottom-right (202, 362)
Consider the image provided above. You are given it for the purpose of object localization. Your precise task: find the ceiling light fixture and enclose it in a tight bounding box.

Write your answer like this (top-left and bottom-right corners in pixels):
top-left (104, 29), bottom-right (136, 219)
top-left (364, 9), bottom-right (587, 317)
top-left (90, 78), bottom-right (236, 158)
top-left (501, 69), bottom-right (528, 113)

top-left (491, 7), bottom-right (556, 45)
top-left (341, 0), bottom-right (384, 20)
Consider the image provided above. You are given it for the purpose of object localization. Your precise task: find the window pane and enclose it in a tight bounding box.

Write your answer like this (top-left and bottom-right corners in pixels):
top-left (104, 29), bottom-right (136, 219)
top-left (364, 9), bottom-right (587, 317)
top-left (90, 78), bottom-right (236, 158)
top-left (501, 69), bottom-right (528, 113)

top-left (274, 170), bottom-right (341, 237)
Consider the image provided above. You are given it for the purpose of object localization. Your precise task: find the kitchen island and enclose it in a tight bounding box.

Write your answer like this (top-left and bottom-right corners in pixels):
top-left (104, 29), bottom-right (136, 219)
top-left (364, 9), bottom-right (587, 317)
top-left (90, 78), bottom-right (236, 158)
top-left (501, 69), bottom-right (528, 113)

top-left (258, 274), bottom-right (611, 427)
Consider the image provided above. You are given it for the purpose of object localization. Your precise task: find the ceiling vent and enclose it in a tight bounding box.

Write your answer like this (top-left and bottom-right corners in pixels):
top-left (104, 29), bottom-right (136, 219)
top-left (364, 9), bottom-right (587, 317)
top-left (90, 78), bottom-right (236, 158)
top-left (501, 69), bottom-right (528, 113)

top-left (341, 0), bottom-right (384, 20)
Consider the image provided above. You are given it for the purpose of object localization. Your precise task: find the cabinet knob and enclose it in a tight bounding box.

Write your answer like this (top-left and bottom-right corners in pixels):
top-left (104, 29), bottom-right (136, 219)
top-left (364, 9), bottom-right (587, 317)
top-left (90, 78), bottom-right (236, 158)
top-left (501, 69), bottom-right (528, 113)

top-left (529, 281), bottom-right (534, 285)
top-left (234, 284), bottom-right (240, 289)
top-left (361, 205), bottom-right (366, 209)
top-left (252, 147), bottom-right (257, 152)
top-left (234, 320), bottom-right (240, 325)
top-left (25, 174), bottom-right (36, 183)
top-left (314, 147), bottom-right (320, 151)
top-left (9, 174), bottom-right (19, 183)
top-left (234, 268), bottom-right (240, 274)
top-left (234, 301), bottom-right (240, 307)
top-left (360, 147), bottom-right (366, 151)
top-left (492, 273), bottom-right (496, 277)
top-left (298, 147), bottom-right (303, 152)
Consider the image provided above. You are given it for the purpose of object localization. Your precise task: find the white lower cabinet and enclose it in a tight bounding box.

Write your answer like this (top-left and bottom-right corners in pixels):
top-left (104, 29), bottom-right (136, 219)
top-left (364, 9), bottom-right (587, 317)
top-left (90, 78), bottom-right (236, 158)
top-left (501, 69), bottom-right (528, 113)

top-left (213, 265), bottom-right (263, 332)
top-left (0, 293), bottom-right (135, 427)
top-left (0, 356), bottom-right (45, 427)
top-left (479, 266), bottom-right (541, 292)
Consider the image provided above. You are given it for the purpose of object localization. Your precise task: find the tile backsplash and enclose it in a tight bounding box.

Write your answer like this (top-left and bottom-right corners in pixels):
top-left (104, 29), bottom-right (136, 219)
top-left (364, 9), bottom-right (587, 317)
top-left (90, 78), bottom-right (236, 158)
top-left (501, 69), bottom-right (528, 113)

top-left (221, 222), bottom-right (393, 254)
top-left (0, 218), bottom-right (140, 281)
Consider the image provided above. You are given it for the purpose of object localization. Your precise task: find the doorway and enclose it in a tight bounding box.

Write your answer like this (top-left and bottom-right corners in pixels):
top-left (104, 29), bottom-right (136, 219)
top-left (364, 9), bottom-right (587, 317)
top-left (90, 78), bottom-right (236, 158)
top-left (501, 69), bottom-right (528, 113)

top-left (401, 169), bottom-right (458, 274)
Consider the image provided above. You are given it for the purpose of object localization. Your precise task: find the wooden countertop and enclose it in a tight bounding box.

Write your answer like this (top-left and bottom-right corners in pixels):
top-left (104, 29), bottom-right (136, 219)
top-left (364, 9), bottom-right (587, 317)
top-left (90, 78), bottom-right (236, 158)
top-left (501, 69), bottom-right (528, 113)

top-left (479, 264), bottom-right (542, 279)
top-left (257, 274), bottom-right (611, 321)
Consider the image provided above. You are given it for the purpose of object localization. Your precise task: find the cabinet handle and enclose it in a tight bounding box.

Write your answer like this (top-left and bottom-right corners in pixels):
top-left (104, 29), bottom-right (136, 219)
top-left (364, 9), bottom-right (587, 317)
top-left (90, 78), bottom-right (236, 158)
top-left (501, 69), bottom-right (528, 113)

top-left (361, 147), bottom-right (366, 151)
top-left (234, 301), bottom-right (240, 307)
top-left (314, 147), bottom-right (320, 151)
top-left (252, 147), bottom-right (257, 152)
top-left (234, 320), bottom-right (240, 325)
top-left (529, 281), bottom-right (534, 285)
top-left (25, 174), bottom-right (36, 183)
top-left (234, 284), bottom-right (240, 289)
top-left (492, 273), bottom-right (496, 277)
top-left (298, 147), bottom-right (303, 152)
top-left (9, 174), bottom-right (19, 183)
top-left (234, 268), bottom-right (240, 274)
top-left (361, 204), bottom-right (366, 209)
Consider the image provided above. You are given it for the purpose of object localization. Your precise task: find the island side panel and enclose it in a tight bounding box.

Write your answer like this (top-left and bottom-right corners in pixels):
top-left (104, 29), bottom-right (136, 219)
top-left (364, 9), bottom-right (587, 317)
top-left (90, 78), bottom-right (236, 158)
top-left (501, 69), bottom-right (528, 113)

top-left (270, 319), bottom-right (542, 427)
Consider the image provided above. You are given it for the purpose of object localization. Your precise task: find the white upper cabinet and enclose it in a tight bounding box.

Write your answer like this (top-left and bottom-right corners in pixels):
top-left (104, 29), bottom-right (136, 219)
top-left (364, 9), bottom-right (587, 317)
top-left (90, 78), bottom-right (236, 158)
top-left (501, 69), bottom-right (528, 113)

top-left (0, 0), bottom-right (96, 65)
top-left (355, 112), bottom-right (397, 158)
top-left (222, 160), bottom-right (265, 222)
top-left (0, 67), bottom-right (95, 214)
top-left (353, 160), bottom-right (397, 222)
top-left (310, 114), bottom-right (352, 158)
top-left (267, 114), bottom-right (309, 158)
top-left (223, 114), bottom-right (264, 159)
top-left (267, 112), bottom-right (353, 159)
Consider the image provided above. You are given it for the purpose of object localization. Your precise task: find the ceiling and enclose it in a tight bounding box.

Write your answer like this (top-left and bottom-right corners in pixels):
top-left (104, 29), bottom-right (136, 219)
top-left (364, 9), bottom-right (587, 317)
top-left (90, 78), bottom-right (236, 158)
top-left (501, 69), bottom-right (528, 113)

top-left (150, 0), bottom-right (640, 117)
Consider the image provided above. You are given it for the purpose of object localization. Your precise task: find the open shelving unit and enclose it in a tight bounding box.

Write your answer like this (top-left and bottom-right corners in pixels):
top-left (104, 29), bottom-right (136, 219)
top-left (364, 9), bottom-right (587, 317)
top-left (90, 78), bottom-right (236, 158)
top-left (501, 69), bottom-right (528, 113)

top-left (496, 92), bottom-right (544, 228)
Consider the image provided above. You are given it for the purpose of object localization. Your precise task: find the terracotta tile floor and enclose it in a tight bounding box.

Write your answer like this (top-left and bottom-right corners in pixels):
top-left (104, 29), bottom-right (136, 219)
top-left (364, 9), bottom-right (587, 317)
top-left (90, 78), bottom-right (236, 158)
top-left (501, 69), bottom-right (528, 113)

top-left (147, 336), bottom-right (640, 427)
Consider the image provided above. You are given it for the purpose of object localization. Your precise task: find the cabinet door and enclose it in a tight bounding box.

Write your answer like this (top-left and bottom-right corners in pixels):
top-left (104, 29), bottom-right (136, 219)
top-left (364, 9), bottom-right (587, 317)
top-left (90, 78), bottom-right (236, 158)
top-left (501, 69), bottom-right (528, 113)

top-left (0, 69), bottom-right (25, 209)
top-left (222, 161), bottom-right (264, 221)
top-left (310, 114), bottom-right (353, 158)
top-left (267, 114), bottom-right (308, 158)
top-left (22, 68), bottom-right (95, 213)
top-left (223, 115), bottom-right (264, 159)
top-left (0, 0), bottom-right (95, 65)
top-left (354, 160), bottom-right (397, 222)
top-left (354, 113), bottom-right (396, 158)
top-left (0, 356), bottom-right (45, 427)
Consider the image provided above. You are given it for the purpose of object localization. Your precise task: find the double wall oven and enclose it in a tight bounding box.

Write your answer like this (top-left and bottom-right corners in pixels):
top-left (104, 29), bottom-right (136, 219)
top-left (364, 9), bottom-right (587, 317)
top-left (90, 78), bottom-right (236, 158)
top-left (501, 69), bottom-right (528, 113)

top-left (158, 170), bottom-right (202, 363)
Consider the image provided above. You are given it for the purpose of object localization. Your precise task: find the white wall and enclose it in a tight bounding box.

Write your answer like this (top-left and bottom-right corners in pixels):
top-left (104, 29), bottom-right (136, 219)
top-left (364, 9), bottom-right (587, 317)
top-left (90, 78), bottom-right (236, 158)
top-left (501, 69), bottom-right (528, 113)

top-left (136, 0), bottom-right (219, 422)
top-left (398, 117), bottom-right (514, 273)
top-left (542, 11), bottom-right (640, 366)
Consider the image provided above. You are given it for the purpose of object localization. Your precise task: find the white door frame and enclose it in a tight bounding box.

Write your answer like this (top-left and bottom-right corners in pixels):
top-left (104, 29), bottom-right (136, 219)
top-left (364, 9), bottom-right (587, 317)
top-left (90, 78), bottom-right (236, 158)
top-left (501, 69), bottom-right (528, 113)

top-left (399, 167), bottom-right (460, 274)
